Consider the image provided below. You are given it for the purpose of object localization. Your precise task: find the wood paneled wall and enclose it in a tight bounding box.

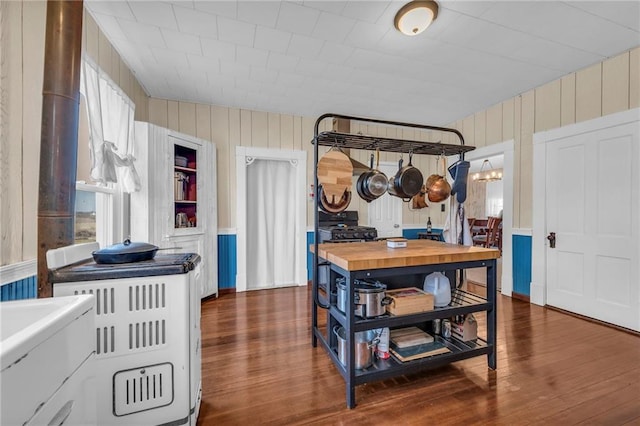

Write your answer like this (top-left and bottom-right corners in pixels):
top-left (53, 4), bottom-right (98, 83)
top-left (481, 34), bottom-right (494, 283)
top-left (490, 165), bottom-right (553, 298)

top-left (447, 47), bottom-right (639, 229)
top-left (0, 2), bottom-right (148, 266)
top-left (147, 101), bottom-right (448, 230)
top-left (148, 46), bottom-right (639, 231)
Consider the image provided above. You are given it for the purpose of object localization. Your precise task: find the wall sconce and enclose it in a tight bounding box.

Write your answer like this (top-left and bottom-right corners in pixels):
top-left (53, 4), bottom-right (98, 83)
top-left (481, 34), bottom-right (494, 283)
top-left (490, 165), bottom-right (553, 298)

top-left (394, 1), bottom-right (439, 36)
top-left (472, 159), bottom-right (502, 182)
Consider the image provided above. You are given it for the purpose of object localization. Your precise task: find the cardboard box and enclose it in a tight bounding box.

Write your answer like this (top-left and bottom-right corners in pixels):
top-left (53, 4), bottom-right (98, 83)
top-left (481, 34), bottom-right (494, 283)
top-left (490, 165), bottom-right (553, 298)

top-left (385, 287), bottom-right (434, 316)
top-left (387, 238), bottom-right (408, 248)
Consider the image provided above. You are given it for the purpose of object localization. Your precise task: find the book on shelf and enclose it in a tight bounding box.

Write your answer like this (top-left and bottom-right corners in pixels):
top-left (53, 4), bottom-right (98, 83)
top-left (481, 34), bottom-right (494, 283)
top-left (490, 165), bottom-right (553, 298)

top-left (389, 327), bottom-right (434, 348)
top-left (389, 340), bottom-right (451, 362)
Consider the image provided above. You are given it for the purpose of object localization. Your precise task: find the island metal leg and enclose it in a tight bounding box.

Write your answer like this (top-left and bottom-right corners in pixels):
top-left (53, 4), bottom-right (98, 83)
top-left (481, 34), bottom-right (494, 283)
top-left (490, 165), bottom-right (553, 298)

top-left (486, 259), bottom-right (497, 370)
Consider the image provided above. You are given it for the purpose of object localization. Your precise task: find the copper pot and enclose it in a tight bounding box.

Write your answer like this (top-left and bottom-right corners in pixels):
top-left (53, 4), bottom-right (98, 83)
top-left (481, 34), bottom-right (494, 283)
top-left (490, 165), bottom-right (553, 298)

top-left (426, 157), bottom-right (451, 203)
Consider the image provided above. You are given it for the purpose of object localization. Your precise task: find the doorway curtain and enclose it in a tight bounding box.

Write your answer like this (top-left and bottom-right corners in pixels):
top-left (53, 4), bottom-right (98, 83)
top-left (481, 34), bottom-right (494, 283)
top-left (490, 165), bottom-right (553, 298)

top-left (246, 158), bottom-right (297, 289)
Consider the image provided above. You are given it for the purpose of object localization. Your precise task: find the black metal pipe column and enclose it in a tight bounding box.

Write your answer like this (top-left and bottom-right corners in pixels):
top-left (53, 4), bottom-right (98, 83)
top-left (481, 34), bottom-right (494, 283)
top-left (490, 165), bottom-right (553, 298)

top-left (37, 0), bottom-right (83, 297)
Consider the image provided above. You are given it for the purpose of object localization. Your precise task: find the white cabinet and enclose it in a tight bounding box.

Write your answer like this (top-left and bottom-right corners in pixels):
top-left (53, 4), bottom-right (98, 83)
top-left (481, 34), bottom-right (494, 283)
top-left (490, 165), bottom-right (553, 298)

top-left (131, 122), bottom-right (218, 298)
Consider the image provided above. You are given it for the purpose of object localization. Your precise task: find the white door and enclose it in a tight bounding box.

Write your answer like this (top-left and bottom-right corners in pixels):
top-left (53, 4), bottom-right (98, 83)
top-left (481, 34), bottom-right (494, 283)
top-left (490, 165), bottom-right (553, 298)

top-left (368, 162), bottom-right (403, 238)
top-left (546, 121), bottom-right (639, 331)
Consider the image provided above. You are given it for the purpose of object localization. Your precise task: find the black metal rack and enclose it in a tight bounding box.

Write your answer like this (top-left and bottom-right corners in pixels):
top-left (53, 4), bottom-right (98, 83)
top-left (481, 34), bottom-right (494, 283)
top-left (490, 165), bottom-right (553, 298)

top-left (310, 113), bottom-right (497, 409)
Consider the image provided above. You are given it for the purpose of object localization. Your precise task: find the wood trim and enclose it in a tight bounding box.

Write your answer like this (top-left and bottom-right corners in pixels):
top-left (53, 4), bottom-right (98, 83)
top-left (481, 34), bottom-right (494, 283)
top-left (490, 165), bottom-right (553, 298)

top-left (218, 288), bottom-right (236, 296)
top-left (546, 305), bottom-right (639, 337)
top-left (511, 291), bottom-right (530, 303)
top-left (0, 259), bottom-right (36, 285)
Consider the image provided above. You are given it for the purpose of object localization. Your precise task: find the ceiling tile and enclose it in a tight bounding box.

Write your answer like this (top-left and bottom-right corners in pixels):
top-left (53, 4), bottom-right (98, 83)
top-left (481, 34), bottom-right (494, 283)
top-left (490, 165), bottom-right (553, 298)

top-left (341, 1), bottom-right (391, 24)
top-left (295, 58), bottom-right (328, 77)
top-left (254, 26), bottom-right (291, 53)
top-left (266, 52), bottom-right (299, 72)
top-left (311, 12), bottom-right (357, 43)
top-left (85, 1), bottom-right (134, 19)
top-left (249, 67), bottom-right (279, 84)
top-left (128, 2), bottom-right (177, 29)
top-left (276, 2), bottom-right (321, 35)
top-left (238, 1), bottom-right (281, 27)
top-left (217, 16), bottom-right (256, 47)
top-left (302, 1), bottom-right (346, 15)
top-left (343, 20), bottom-right (389, 50)
top-left (287, 34), bottom-right (325, 59)
top-left (316, 41), bottom-right (354, 64)
top-left (276, 72), bottom-right (306, 88)
top-left (564, 1), bottom-right (640, 31)
top-left (187, 54), bottom-right (220, 73)
top-left (173, 5), bottom-right (218, 38)
top-left (151, 47), bottom-right (188, 68)
top-left (117, 18), bottom-right (166, 49)
top-left (161, 29), bottom-right (202, 54)
top-left (236, 46), bottom-right (269, 67)
top-left (90, 13), bottom-right (128, 42)
top-left (509, 37), bottom-right (604, 72)
top-left (193, 1), bottom-right (237, 19)
top-left (200, 37), bottom-right (236, 60)
top-left (219, 61), bottom-right (251, 78)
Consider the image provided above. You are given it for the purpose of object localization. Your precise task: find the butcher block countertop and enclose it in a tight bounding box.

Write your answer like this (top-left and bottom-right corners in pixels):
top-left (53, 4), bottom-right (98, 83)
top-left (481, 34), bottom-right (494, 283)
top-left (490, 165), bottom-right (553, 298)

top-left (312, 240), bottom-right (500, 271)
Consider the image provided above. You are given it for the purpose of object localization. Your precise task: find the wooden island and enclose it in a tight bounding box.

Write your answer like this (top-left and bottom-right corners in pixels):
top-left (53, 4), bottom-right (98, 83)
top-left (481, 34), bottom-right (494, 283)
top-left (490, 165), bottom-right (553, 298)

top-left (311, 239), bottom-right (501, 408)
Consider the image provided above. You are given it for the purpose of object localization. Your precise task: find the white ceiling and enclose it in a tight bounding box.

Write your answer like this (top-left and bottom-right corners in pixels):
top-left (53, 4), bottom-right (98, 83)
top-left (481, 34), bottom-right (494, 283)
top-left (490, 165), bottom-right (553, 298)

top-left (86, 1), bottom-right (640, 125)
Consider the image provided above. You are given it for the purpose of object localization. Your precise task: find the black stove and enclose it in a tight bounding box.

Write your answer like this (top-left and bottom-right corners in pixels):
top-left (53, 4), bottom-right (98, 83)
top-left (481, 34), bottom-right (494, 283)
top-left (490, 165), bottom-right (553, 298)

top-left (318, 211), bottom-right (377, 243)
top-left (49, 253), bottom-right (201, 283)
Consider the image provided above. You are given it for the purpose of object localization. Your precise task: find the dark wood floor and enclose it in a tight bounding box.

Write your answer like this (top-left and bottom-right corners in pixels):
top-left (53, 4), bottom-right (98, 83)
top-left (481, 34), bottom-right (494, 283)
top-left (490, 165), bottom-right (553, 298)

top-left (197, 285), bottom-right (640, 425)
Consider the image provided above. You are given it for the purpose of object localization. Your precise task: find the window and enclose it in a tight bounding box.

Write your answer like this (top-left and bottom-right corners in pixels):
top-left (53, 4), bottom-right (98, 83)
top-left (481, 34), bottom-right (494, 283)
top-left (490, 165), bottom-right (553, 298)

top-left (75, 86), bottom-right (126, 248)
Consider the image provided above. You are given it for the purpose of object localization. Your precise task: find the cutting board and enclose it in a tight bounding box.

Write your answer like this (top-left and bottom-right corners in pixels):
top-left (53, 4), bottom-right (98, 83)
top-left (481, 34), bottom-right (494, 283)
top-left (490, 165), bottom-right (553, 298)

top-left (390, 327), bottom-right (434, 348)
top-left (317, 150), bottom-right (352, 199)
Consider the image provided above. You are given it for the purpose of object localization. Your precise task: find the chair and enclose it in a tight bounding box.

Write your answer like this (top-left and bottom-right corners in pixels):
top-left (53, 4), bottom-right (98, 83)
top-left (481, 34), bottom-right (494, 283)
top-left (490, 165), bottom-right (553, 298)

top-left (473, 217), bottom-right (502, 248)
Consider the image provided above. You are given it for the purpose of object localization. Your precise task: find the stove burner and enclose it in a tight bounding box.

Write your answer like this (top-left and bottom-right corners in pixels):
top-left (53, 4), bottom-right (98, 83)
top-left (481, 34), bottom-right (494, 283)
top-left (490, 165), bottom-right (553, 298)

top-left (318, 225), bottom-right (378, 243)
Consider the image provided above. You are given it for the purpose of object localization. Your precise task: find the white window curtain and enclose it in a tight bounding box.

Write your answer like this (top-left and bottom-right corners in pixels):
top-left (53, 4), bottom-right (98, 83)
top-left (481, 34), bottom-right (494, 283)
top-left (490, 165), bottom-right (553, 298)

top-left (246, 159), bottom-right (297, 289)
top-left (80, 57), bottom-right (140, 193)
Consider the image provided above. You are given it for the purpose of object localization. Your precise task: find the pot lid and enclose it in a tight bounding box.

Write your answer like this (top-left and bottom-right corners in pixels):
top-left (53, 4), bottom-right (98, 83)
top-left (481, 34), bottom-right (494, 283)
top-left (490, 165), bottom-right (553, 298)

top-left (93, 239), bottom-right (158, 255)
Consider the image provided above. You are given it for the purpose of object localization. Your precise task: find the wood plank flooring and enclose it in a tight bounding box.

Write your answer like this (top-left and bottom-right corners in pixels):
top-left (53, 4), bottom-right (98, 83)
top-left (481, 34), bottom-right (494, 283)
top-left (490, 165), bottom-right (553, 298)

top-left (197, 286), bottom-right (640, 425)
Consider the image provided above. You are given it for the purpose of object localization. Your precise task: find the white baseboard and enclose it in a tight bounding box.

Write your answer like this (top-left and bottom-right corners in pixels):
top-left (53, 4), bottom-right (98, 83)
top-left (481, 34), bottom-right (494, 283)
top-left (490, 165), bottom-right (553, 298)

top-left (530, 281), bottom-right (545, 306)
top-left (0, 259), bottom-right (37, 285)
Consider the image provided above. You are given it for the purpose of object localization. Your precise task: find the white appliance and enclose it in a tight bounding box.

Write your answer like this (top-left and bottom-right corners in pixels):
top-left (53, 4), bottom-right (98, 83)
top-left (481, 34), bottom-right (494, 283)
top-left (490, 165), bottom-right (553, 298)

top-left (48, 243), bottom-right (202, 425)
top-left (1, 295), bottom-right (96, 426)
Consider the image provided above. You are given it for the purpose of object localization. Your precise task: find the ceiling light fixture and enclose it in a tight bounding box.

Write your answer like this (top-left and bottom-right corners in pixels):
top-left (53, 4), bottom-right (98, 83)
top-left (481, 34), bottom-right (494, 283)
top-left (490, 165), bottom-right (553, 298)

top-left (394, 1), bottom-right (439, 36)
top-left (472, 159), bottom-right (503, 182)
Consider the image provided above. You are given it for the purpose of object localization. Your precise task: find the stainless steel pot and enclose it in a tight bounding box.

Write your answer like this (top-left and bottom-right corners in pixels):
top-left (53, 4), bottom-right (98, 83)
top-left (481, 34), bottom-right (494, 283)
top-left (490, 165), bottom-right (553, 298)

top-left (334, 326), bottom-right (378, 370)
top-left (336, 279), bottom-right (391, 318)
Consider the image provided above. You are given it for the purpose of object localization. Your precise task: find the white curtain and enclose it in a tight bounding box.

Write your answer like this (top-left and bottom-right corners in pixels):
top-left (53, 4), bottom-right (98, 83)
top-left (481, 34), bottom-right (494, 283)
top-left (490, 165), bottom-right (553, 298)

top-left (443, 197), bottom-right (472, 246)
top-left (80, 57), bottom-right (140, 193)
top-left (246, 159), bottom-right (297, 289)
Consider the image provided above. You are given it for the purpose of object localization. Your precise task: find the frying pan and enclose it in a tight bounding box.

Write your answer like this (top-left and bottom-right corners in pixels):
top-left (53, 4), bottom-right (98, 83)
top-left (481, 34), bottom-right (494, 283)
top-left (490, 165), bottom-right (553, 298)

top-left (356, 151), bottom-right (388, 203)
top-left (92, 239), bottom-right (161, 264)
top-left (388, 152), bottom-right (424, 201)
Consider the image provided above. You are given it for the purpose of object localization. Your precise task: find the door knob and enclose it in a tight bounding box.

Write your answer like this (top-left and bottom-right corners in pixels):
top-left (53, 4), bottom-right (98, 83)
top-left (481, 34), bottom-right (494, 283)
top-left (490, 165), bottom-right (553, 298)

top-left (394, 224), bottom-right (399, 228)
top-left (547, 232), bottom-right (556, 248)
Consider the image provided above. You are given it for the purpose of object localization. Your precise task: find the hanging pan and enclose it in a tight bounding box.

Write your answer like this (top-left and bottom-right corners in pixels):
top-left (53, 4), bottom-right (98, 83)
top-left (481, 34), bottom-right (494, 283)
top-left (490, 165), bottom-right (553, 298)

top-left (388, 152), bottom-right (424, 202)
top-left (426, 155), bottom-right (451, 203)
top-left (357, 150), bottom-right (388, 203)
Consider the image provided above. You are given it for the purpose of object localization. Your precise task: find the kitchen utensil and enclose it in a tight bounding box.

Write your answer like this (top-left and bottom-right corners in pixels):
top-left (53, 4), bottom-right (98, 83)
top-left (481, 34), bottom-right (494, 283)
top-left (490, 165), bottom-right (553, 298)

top-left (318, 184), bottom-right (352, 213)
top-left (92, 239), bottom-right (160, 264)
top-left (388, 152), bottom-right (423, 201)
top-left (356, 150), bottom-right (388, 203)
top-left (176, 212), bottom-right (189, 228)
top-left (317, 148), bottom-right (352, 202)
top-left (448, 159), bottom-right (470, 203)
top-left (426, 156), bottom-right (451, 203)
top-left (423, 271), bottom-right (451, 307)
top-left (334, 326), bottom-right (378, 370)
top-left (336, 279), bottom-right (391, 318)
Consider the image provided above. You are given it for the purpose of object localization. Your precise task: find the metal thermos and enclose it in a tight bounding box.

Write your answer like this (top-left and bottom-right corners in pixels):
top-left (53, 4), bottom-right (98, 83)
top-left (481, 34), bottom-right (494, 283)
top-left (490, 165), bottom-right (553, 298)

top-left (432, 319), bottom-right (441, 335)
top-left (442, 319), bottom-right (452, 339)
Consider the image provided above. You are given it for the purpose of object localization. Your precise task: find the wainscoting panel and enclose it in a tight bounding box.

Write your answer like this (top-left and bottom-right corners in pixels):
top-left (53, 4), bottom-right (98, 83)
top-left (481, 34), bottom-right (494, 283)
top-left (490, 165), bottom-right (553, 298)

top-left (1, 275), bottom-right (37, 301)
top-left (513, 234), bottom-right (533, 296)
top-left (218, 234), bottom-right (237, 289)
